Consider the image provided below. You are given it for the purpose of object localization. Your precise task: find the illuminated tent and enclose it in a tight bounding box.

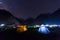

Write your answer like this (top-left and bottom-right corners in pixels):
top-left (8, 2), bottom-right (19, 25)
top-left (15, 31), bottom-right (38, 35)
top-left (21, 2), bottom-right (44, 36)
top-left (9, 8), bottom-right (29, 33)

top-left (38, 27), bottom-right (50, 34)
top-left (16, 25), bottom-right (27, 32)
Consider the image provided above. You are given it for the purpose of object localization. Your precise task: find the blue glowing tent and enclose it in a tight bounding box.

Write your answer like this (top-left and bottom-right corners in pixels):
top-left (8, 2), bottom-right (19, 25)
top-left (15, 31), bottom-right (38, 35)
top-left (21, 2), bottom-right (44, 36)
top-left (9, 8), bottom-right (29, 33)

top-left (38, 27), bottom-right (50, 34)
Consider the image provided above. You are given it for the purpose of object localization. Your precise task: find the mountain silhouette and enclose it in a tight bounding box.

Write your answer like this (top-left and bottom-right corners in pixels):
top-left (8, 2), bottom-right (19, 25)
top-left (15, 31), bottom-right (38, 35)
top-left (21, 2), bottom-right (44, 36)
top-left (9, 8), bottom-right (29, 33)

top-left (36, 13), bottom-right (51, 21)
top-left (0, 9), bottom-right (20, 25)
top-left (1, 8), bottom-right (60, 25)
top-left (0, 9), bottom-right (13, 20)
top-left (32, 8), bottom-right (60, 25)
top-left (51, 8), bottom-right (60, 17)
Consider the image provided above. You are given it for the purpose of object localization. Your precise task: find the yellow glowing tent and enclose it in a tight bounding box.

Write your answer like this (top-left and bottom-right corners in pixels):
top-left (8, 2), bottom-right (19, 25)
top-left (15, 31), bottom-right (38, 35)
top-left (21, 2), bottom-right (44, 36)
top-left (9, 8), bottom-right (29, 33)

top-left (16, 25), bottom-right (27, 32)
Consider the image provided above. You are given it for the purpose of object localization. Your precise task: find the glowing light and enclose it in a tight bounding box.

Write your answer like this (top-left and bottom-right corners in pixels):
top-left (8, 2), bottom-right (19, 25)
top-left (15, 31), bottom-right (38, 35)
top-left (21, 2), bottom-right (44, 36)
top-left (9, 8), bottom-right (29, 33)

top-left (34, 25), bottom-right (40, 28)
top-left (49, 25), bottom-right (58, 28)
top-left (38, 27), bottom-right (50, 34)
top-left (0, 24), bottom-right (5, 26)
top-left (17, 25), bottom-right (27, 32)
top-left (49, 26), bottom-right (53, 28)
top-left (41, 24), bottom-right (44, 27)
top-left (45, 24), bottom-right (49, 26)
top-left (28, 25), bottom-right (34, 28)
top-left (40, 24), bottom-right (60, 28)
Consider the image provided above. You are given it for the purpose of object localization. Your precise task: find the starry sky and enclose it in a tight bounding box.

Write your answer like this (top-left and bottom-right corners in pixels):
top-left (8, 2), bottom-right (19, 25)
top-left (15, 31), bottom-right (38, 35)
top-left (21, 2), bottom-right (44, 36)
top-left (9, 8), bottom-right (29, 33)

top-left (0, 0), bottom-right (60, 19)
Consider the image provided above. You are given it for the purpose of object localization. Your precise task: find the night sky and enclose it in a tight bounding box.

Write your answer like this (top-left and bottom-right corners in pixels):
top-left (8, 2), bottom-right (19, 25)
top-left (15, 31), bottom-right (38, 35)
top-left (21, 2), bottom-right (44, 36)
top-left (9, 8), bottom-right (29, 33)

top-left (0, 0), bottom-right (60, 19)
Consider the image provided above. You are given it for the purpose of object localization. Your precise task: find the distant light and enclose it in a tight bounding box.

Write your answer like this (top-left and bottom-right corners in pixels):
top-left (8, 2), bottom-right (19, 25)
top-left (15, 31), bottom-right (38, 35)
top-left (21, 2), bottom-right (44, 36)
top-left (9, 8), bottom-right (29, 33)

top-left (28, 25), bottom-right (34, 28)
top-left (49, 26), bottom-right (53, 28)
top-left (0, 24), bottom-right (5, 26)
top-left (38, 27), bottom-right (50, 34)
top-left (45, 24), bottom-right (49, 26)
top-left (49, 25), bottom-right (58, 28)
top-left (41, 24), bottom-right (44, 27)
top-left (40, 24), bottom-right (60, 28)
top-left (34, 25), bottom-right (40, 28)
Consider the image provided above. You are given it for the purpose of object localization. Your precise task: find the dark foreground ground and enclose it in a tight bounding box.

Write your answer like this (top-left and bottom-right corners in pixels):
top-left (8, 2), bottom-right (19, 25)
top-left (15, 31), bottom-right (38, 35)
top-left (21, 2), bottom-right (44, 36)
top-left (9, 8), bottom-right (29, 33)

top-left (0, 29), bottom-right (60, 40)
